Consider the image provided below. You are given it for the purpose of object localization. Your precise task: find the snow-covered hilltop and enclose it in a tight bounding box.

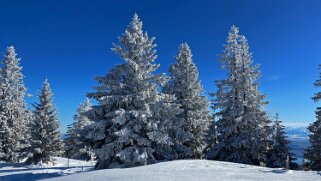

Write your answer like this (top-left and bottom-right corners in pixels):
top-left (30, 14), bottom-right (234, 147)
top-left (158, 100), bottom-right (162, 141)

top-left (45, 159), bottom-right (319, 181)
top-left (2, 157), bottom-right (320, 181)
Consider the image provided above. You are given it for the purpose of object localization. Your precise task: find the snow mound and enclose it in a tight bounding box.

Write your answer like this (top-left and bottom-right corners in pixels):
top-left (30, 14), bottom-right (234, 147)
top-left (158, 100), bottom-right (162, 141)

top-left (46, 159), bottom-right (321, 181)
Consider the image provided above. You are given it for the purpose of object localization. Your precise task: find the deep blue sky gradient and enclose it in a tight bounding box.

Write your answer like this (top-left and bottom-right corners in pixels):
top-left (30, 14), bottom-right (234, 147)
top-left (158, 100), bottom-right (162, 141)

top-left (0, 0), bottom-right (320, 132)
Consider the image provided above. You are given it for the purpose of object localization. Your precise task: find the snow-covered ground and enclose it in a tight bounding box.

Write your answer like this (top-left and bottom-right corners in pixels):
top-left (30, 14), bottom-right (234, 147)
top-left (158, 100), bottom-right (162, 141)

top-left (47, 159), bottom-right (320, 181)
top-left (1, 158), bottom-right (320, 181)
top-left (0, 157), bottom-right (95, 181)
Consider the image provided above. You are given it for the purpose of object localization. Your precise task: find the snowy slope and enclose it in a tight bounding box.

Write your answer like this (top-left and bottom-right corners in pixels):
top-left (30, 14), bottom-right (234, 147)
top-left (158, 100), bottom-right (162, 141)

top-left (1, 158), bottom-right (320, 181)
top-left (46, 159), bottom-right (321, 181)
top-left (0, 157), bottom-right (95, 181)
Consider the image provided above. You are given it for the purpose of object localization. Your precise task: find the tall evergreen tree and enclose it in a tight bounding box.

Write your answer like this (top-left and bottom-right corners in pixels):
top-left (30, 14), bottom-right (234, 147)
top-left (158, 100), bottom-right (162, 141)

top-left (206, 26), bottom-right (271, 166)
top-left (164, 43), bottom-right (211, 159)
top-left (267, 113), bottom-right (293, 168)
top-left (304, 64), bottom-right (321, 170)
top-left (65, 98), bottom-right (94, 160)
top-left (87, 14), bottom-right (180, 169)
top-left (0, 46), bottom-right (29, 162)
top-left (26, 79), bottom-right (62, 164)
top-left (205, 115), bottom-right (217, 156)
top-left (19, 109), bottom-right (34, 160)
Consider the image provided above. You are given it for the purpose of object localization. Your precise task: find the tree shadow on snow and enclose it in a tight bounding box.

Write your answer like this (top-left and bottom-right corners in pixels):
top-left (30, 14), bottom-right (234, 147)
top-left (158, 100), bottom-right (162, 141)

top-left (0, 166), bottom-right (93, 173)
top-left (258, 169), bottom-right (289, 174)
top-left (0, 172), bottom-right (62, 181)
top-left (0, 165), bottom-right (95, 181)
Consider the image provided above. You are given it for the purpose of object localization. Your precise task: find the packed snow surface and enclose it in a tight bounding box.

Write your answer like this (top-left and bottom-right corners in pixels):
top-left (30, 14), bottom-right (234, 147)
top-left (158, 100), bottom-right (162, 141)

top-left (1, 158), bottom-right (321, 181)
top-left (47, 159), bottom-right (320, 181)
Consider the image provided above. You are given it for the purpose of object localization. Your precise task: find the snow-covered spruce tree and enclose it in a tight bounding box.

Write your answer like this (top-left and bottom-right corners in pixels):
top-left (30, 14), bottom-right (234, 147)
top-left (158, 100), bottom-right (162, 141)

top-left (87, 14), bottom-right (180, 169)
top-left (206, 26), bottom-right (271, 166)
top-left (304, 64), bottom-right (321, 170)
top-left (205, 115), bottom-right (217, 157)
top-left (267, 113), bottom-right (293, 168)
top-left (26, 79), bottom-right (62, 164)
top-left (164, 43), bottom-right (211, 159)
top-left (64, 98), bottom-right (94, 160)
top-left (0, 46), bottom-right (29, 162)
top-left (18, 109), bottom-right (34, 160)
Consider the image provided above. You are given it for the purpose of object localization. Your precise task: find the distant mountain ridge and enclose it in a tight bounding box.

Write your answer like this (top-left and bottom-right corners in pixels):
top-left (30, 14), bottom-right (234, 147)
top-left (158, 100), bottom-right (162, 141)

top-left (285, 126), bottom-right (309, 165)
top-left (285, 126), bottom-right (308, 139)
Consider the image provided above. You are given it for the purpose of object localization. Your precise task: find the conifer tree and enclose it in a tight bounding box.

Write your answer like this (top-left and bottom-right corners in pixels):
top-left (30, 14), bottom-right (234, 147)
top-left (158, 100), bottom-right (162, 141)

top-left (164, 43), bottom-right (211, 159)
top-left (304, 64), bottom-right (321, 170)
top-left (205, 116), bottom-right (217, 156)
top-left (206, 26), bottom-right (271, 166)
top-left (0, 46), bottom-right (29, 162)
top-left (18, 109), bottom-right (34, 160)
top-left (26, 79), bottom-right (62, 164)
top-left (87, 14), bottom-right (180, 169)
top-left (65, 98), bottom-right (94, 160)
top-left (267, 113), bottom-right (293, 168)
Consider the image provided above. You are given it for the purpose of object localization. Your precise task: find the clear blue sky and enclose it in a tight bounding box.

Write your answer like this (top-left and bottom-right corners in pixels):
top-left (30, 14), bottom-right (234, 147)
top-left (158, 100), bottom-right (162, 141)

top-left (0, 0), bottom-right (320, 132)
